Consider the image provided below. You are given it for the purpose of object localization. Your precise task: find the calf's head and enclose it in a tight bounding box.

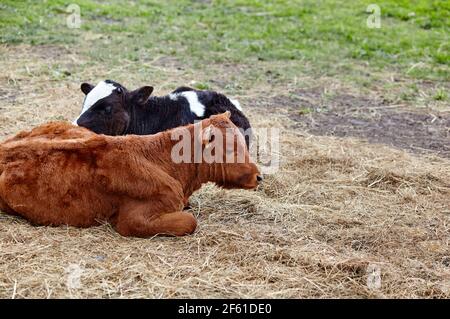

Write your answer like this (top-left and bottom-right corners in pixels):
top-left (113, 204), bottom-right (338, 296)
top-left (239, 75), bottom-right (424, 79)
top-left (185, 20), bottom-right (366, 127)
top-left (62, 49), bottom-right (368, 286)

top-left (75, 80), bottom-right (153, 135)
top-left (197, 112), bottom-right (262, 190)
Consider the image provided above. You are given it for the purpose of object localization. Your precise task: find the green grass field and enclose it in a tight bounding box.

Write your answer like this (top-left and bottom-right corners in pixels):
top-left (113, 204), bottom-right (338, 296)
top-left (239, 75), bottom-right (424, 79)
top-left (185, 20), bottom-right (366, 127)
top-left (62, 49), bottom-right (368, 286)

top-left (1, 0), bottom-right (449, 93)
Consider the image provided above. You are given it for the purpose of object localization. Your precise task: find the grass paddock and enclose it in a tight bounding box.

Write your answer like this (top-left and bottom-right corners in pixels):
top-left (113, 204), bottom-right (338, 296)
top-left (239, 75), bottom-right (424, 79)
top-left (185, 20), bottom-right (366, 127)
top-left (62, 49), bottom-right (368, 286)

top-left (0, 1), bottom-right (449, 298)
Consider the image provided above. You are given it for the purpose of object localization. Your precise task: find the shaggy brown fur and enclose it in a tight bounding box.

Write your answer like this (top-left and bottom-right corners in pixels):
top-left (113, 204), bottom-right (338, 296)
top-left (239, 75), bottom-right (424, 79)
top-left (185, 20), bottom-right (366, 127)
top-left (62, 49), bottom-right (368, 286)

top-left (0, 113), bottom-right (260, 237)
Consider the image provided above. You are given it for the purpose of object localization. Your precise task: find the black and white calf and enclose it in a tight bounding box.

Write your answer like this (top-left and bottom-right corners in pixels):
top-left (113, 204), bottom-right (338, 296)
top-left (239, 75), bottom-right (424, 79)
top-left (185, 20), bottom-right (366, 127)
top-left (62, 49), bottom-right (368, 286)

top-left (74, 80), bottom-right (252, 147)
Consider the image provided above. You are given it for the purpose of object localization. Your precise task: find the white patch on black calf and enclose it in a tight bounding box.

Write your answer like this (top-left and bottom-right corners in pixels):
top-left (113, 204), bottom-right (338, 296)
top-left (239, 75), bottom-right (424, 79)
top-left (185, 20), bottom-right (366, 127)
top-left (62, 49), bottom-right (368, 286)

top-left (73, 81), bottom-right (116, 124)
top-left (229, 98), bottom-right (242, 111)
top-left (170, 91), bottom-right (205, 117)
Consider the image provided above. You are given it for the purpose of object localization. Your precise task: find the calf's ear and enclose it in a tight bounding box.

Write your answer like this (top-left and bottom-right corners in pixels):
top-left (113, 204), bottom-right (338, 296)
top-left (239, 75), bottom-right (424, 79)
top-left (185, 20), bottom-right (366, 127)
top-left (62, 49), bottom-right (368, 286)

top-left (211, 111), bottom-right (231, 121)
top-left (131, 86), bottom-right (154, 105)
top-left (81, 83), bottom-right (95, 95)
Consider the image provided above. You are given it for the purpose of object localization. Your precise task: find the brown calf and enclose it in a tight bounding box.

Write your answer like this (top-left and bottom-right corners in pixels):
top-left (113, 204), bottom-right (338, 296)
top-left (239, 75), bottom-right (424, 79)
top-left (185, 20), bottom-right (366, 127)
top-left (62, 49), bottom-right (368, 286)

top-left (0, 112), bottom-right (261, 237)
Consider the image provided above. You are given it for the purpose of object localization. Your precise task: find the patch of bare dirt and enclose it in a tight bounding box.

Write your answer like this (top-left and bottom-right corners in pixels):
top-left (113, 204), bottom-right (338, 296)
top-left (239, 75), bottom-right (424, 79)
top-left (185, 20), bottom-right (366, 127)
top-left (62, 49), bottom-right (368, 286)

top-left (262, 90), bottom-right (450, 158)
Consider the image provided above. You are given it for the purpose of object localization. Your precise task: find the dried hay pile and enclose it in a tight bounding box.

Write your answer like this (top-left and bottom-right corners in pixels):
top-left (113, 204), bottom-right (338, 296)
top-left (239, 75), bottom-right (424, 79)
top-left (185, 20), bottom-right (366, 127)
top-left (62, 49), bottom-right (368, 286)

top-left (0, 45), bottom-right (449, 298)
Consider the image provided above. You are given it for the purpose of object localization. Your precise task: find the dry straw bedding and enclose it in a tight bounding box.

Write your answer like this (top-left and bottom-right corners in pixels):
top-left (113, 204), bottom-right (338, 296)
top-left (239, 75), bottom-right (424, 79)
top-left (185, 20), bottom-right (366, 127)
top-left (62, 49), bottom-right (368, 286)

top-left (0, 45), bottom-right (449, 298)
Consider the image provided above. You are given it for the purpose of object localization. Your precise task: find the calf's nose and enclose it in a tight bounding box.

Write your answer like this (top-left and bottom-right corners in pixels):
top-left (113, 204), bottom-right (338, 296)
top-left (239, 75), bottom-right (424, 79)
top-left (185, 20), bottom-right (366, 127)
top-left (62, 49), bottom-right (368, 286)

top-left (257, 175), bottom-right (263, 182)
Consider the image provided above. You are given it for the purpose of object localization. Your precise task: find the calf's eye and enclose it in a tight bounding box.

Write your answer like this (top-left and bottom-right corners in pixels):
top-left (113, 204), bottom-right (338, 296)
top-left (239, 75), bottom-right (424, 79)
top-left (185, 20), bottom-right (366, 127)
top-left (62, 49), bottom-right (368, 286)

top-left (104, 106), bottom-right (112, 114)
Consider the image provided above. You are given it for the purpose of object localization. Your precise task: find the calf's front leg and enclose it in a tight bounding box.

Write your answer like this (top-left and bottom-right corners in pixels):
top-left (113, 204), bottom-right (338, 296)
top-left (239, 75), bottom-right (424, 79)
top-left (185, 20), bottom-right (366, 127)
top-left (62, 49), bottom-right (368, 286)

top-left (0, 196), bottom-right (16, 215)
top-left (113, 202), bottom-right (197, 237)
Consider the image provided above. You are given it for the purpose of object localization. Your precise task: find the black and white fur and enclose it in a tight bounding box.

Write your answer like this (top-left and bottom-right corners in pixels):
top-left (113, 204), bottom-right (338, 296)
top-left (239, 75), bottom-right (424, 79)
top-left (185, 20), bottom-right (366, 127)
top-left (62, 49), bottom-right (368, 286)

top-left (75, 80), bottom-right (252, 147)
